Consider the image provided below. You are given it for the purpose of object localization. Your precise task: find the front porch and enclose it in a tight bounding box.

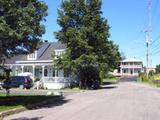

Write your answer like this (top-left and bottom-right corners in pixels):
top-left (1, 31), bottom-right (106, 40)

top-left (7, 63), bottom-right (64, 80)
top-left (120, 68), bottom-right (141, 76)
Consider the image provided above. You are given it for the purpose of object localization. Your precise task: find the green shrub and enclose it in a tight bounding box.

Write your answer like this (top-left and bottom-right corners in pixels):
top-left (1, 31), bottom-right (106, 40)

top-left (139, 72), bottom-right (149, 82)
top-left (101, 73), bottom-right (117, 80)
top-left (156, 84), bottom-right (160, 87)
top-left (148, 70), bottom-right (154, 79)
top-left (153, 74), bottom-right (160, 80)
top-left (142, 76), bottom-right (149, 82)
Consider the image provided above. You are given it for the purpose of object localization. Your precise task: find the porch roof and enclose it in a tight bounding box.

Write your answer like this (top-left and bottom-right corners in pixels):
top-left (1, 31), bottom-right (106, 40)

top-left (121, 58), bottom-right (143, 63)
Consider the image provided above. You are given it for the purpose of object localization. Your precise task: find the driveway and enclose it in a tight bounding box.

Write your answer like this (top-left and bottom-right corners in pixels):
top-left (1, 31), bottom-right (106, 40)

top-left (4, 81), bottom-right (160, 120)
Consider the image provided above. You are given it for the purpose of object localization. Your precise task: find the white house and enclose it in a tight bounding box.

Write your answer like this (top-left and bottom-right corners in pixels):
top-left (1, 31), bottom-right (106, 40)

top-left (120, 58), bottom-right (143, 76)
top-left (4, 42), bottom-right (66, 80)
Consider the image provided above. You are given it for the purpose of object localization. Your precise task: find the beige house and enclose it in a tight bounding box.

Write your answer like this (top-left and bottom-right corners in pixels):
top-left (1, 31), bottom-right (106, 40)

top-left (120, 58), bottom-right (143, 76)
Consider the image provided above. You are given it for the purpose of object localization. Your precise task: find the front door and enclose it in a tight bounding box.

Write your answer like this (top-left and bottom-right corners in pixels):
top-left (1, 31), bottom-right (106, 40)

top-left (130, 69), bottom-right (133, 75)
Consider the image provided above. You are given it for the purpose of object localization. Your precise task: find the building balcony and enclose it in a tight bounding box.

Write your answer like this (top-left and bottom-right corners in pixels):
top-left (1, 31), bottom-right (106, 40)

top-left (120, 65), bottom-right (142, 69)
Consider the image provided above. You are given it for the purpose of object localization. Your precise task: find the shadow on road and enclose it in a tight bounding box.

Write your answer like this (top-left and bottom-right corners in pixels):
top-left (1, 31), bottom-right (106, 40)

top-left (0, 95), bottom-right (71, 110)
top-left (10, 116), bottom-right (43, 120)
top-left (100, 85), bottom-right (117, 89)
top-left (102, 81), bottom-right (117, 85)
top-left (29, 97), bottom-right (72, 110)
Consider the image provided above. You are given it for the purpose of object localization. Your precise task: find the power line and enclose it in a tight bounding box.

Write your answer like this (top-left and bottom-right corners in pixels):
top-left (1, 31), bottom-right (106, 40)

top-left (152, 35), bottom-right (160, 54)
top-left (130, 4), bottom-right (149, 48)
top-left (152, 49), bottom-right (160, 56)
top-left (152, 0), bottom-right (159, 23)
top-left (152, 45), bottom-right (160, 53)
top-left (152, 0), bottom-right (160, 29)
top-left (152, 34), bottom-right (160, 45)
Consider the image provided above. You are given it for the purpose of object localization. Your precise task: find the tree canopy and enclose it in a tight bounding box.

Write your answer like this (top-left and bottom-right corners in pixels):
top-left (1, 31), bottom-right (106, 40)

top-left (0, 0), bottom-right (48, 65)
top-left (155, 64), bottom-right (160, 74)
top-left (55, 0), bottom-right (121, 89)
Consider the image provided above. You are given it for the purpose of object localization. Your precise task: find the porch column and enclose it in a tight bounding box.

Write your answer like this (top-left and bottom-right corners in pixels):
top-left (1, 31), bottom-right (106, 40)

top-left (21, 65), bottom-right (24, 73)
top-left (10, 65), bottom-right (13, 69)
top-left (15, 66), bottom-right (18, 75)
top-left (42, 65), bottom-right (45, 77)
top-left (128, 68), bottom-right (130, 76)
top-left (55, 68), bottom-right (58, 77)
top-left (32, 65), bottom-right (35, 78)
top-left (120, 63), bottom-right (123, 76)
top-left (133, 68), bottom-right (134, 76)
top-left (120, 67), bottom-right (122, 76)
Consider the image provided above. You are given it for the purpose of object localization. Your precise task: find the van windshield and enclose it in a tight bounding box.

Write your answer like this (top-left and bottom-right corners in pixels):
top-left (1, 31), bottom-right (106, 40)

top-left (11, 76), bottom-right (24, 81)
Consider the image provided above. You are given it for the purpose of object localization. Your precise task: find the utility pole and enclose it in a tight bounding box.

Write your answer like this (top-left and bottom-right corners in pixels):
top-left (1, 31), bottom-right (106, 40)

top-left (145, 0), bottom-right (152, 70)
top-left (145, 30), bottom-right (149, 68)
top-left (148, 0), bottom-right (152, 68)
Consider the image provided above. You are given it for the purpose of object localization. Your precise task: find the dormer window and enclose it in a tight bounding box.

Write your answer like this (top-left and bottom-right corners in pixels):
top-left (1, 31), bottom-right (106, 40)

top-left (55, 49), bottom-right (65, 56)
top-left (27, 51), bottom-right (37, 60)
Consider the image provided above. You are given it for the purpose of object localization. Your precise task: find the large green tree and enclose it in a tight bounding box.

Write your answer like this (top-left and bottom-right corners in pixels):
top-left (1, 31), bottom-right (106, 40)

top-left (155, 64), bottom-right (160, 74)
top-left (0, 0), bottom-right (48, 65)
top-left (55, 0), bottom-right (121, 89)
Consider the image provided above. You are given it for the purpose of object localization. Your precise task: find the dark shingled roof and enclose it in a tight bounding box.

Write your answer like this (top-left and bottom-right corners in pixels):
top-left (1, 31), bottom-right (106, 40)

top-left (5, 42), bottom-right (66, 64)
top-left (39, 42), bottom-right (66, 60)
top-left (5, 55), bottom-right (26, 64)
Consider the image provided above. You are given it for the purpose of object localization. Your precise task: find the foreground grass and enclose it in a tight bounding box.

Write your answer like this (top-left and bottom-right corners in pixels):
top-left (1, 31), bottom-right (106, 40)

top-left (137, 78), bottom-right (160, 88)
top-left (142, 81), bottom-right (160, 88)
top-left (0, 93), bottom-right (59, 112)
top-left (0, 106), bottom-right (22, 112)
top-left (103, 77), bottom-right (119, 83)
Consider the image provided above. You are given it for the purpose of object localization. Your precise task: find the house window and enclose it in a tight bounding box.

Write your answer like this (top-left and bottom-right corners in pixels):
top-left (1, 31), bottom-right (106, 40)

top-left (27, 51), bottom-right (37, 60)
top-left (55, 49), bottom-right (65, 56)
top-left (123, 62), bottom-right (128, 65)
top-left (130, 62), bottom-right (133, 65)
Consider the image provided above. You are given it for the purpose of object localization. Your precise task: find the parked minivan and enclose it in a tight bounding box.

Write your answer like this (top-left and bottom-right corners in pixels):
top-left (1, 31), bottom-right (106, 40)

top-left (3, 76), bottom-right (33, 89)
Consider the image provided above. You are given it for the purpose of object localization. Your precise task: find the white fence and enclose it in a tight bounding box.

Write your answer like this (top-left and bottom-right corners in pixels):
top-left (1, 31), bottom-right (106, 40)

top-left (39, 77), bottom-right (73, 89)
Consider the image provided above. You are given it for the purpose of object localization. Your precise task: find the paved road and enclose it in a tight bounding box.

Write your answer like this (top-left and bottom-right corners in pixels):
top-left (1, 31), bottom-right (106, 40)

top-left (4, 82), bottom-right (160, 120)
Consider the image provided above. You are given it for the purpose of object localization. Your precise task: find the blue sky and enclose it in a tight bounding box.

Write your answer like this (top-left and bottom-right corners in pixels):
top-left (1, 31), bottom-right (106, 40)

top-left (42, 0), bottom-right (160, 67)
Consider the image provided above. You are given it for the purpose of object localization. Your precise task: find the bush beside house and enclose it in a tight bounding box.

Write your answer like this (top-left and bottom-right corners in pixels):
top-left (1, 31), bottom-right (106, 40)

top-left (138, 70), bottom-right (160, 87)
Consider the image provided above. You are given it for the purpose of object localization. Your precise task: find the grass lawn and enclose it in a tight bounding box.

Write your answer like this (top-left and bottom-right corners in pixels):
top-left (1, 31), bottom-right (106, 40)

top-left (0, 93), bottom-right (60, 112)
top-left (103, 77), bottom-right (119, 82)
top-left (0, 105), bottom-right (22, 112)
top-left (147, 81), bottom-right (160, 88)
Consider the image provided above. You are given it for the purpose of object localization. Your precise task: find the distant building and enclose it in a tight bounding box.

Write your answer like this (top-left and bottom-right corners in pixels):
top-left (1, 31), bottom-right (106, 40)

top-left (120, 58), bottom-right (143, 76)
